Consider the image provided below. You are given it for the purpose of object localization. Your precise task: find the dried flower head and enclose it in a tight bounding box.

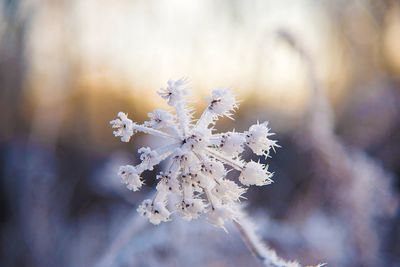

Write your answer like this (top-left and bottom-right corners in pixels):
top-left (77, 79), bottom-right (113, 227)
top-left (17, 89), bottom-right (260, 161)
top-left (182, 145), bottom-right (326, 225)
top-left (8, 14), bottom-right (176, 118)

top-left (110, 79), bottom-right (278, 229)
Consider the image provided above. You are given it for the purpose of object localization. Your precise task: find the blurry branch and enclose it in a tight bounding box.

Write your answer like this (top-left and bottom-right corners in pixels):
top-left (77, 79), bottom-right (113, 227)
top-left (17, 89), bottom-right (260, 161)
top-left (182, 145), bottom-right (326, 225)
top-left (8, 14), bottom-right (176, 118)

top-left (277, 29), bottom-right (398, 266)
top-left (276, 30), bottom-right (333, 133)
top-left (94, 194), bottom-right (152, 267)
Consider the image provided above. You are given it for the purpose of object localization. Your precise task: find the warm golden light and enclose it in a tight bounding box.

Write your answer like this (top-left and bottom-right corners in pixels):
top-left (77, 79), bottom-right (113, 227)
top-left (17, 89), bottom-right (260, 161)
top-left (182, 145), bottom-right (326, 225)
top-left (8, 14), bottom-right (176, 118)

top-left (25, 0), bottom-right (350, 117)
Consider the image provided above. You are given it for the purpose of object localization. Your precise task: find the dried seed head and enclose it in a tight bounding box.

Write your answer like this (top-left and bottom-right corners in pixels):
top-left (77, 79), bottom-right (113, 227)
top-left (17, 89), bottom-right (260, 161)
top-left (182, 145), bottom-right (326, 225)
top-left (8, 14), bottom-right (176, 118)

top-left (110, 79), bottom-right (278, 229)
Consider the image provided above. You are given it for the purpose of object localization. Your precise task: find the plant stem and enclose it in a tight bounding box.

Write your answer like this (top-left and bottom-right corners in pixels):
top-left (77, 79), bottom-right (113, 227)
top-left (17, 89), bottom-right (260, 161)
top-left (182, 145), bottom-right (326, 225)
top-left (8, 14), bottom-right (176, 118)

top-left (234, 214), bottom-right (326, 267)
top-left (234, 220), bottom-right (267, 264)
top-left (233, 211), bottom-right (302, 267)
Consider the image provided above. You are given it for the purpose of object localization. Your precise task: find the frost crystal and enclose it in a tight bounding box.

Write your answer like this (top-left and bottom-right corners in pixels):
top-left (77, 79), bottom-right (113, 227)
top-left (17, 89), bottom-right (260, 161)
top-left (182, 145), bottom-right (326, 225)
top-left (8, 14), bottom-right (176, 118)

top-left (245, 122), bottom-right (279, 156)
top-left (110, 79), bottom-right (278, 229)
top-left (239, 161), bottom-right (273, 186)
top-left (145, 109), bottom-right (174, 129)
top-left (118, 165), bottom-right (143, 191)
top-left (206, 88), bottom-right (238, 118)
top-left (110, 112), bottom-right (134, 142)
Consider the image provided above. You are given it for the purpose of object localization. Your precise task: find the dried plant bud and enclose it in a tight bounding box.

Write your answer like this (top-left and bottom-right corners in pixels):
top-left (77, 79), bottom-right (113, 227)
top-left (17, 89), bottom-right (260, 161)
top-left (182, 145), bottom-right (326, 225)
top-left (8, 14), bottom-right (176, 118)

top-left (138, 147), bottom-right (161, 171)
top-left (245, 122), bottom-right (279, 156)
top-left (177, 198), bottom-right (206, 221)
top-left (240, 161), bottom-right (273, 186)
top-left (212, 179), bottom-right (246, 204)
top-left (218, 132), bottom-right (246, 157)
top-left (118, 165), bottom-right (143, 191)
top-left (145, 109), bottom-right (174, 129)
top-left (137, 199), bottom-right (171, 225)
top-left (206, 88), bottom-right (238, 117)
top-left (110, 112), bottom-right (134, 142)
top-left (157, 79), bottom-right (187, 106)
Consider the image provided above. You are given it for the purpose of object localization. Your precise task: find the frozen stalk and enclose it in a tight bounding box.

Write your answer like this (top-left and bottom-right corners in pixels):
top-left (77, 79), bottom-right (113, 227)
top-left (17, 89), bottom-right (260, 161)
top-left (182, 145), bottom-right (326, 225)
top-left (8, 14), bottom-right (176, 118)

top-left (235, 208), bottom-right (326, 267)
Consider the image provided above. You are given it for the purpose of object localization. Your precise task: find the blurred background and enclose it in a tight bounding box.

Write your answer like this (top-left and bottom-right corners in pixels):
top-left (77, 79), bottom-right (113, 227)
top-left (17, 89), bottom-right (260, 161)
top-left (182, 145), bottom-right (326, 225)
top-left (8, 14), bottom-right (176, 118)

top-left (1, 0), bottom-right (400, 266)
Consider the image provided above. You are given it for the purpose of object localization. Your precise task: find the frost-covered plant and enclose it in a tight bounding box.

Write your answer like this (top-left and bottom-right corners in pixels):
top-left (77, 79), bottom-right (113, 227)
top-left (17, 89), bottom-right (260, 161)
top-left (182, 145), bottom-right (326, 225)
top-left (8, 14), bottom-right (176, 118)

top-left (110, 79), bottom-right (278, 229)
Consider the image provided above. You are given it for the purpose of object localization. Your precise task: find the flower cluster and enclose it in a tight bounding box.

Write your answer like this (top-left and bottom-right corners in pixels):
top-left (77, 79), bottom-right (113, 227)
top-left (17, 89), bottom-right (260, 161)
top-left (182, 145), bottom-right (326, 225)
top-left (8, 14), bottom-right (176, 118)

top-left (110, 79), bottom-right (278, 229)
